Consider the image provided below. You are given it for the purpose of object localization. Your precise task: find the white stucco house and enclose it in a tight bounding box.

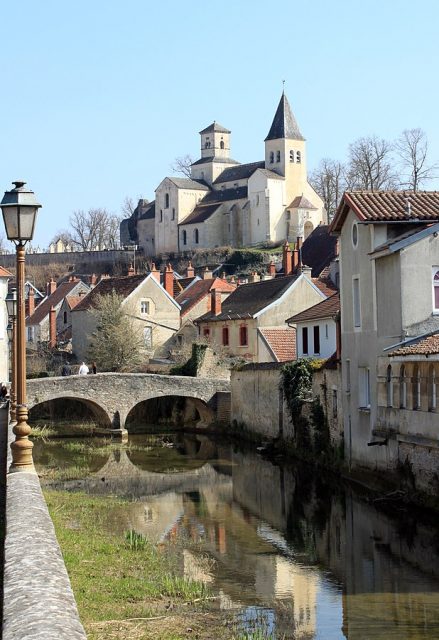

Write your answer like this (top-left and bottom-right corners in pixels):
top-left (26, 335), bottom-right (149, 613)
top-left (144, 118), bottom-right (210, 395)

top-left (121, 92), bottom-right (326, 255)
top-left (287, 293), bottom-right (339, 359)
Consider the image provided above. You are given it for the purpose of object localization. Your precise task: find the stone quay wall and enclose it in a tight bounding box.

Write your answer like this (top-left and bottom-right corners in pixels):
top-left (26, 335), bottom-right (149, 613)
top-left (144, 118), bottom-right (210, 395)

top-left (1, 408), bottom-right (86, 639)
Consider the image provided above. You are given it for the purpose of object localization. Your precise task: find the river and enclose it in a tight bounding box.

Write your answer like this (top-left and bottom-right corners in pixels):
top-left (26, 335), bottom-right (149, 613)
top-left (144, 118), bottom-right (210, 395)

top-left (33, 431), bottom-right (439, 639)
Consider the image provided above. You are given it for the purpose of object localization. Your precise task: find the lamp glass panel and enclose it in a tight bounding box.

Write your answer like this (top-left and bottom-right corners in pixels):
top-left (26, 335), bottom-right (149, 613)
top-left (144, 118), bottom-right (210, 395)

top-left (18, 207), bottom-right (38, 241)
top-left (2, 207), bottom-right (19, 240)
top-left (6, 294), bottom-right (15, 318)
top-left (6, 324), bottom-right (13, 342)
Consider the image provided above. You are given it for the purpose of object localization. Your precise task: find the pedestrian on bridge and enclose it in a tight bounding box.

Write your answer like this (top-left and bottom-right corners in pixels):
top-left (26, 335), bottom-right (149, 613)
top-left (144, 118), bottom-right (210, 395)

top-left (78, 362), bottom-right (89, 375)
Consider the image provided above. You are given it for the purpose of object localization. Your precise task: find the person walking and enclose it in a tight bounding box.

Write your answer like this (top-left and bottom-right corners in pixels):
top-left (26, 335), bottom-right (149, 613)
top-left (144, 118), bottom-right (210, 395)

top-left (61, 361), bottom-right (72, 376)
top-left (78, 362), bottom-right (89, 375)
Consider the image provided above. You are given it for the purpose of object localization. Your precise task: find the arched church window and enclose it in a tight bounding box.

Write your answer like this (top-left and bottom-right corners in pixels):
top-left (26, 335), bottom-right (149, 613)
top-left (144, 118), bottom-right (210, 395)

top-left (269, 151), bottom-right (274, 164)
top-left (289, 150), bottom-right (295, 162)
top-left (296, 151), bottom-right (301, 163)
top-left (194, 228), bottom-right (199, 244)
top-left (165, 193), bottom-right (169, 208)
top-left (276, 150), bottom-right (281, 162)
top-left (182, 230), bottom-right (187, 245)
top-left (220, 140), bottom-right (225, 149)
top-left (433, 267), bottom-right (439, 311)
top-left (160, 209), bottom-right (163, 222)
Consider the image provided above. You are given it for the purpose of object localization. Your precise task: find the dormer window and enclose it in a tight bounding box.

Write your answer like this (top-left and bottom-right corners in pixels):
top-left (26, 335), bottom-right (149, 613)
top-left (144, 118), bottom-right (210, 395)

top-left (433, 267), bottom-right (439, 311)
top-left (269, 151), bottom-right (274, 164)
top-left (289, 150), bottom-right (295, 162)
top-left (276, 150), bottom-right (281, 162)
top-left (165, 193), bottom-right (169, 208)
top-left (296, 151), bottom-right (301, 163)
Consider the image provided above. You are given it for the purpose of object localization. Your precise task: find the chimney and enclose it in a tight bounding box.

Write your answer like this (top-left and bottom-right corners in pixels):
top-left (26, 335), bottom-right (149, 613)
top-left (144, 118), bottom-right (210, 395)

top-left (221, 271), bottom-right (227, 280)
top-left (186, 261), bottom-right (195, 278)
top-left (282, 240), bottom-right (292, 275)
top-left (292, 248), bottom-right (299, 272)
top-left (150, 262), bottom-right (160, 282)
top-left (46, 278), bottom-right (57, 296)
top-left (268, 261), bottom-right (276, 278)
top-left (27, 287), bottom-right (35, 317)
top-left (249, 271), bottom-right (260, 283)
top-left (164, 263), bottom-right (174, 297)
top-left (49, 305), bottom-right (56, 349)
top-left (127, 263), bottom-right (135, 276)
top-left (210, 289), bottom-right (222, 316)
top-left (203, 266), bottom-right (213, 280)
top-left (230, 275), bottom-right (236, 284)
top-left (301, 265), bottom-right (312, 278)
top-left (297, 236), bottom-right (303, 251)
top-left (89, 273), bottom-right (97, 287)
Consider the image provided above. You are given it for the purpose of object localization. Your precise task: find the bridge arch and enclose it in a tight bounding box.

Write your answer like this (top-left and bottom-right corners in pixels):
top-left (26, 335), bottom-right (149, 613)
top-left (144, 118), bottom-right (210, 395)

top-left (125, 394), bottom-right (215, 432)
top-left (29, 394), bottom-right (112, 429)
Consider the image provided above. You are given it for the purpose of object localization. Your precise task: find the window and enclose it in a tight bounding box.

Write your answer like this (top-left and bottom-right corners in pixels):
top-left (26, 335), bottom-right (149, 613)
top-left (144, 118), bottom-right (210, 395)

top-left (140, 300), bottom-right (150, 314)
top-left (289, 150), bottom-right (295, 162)
top-left (325, 324), bottom-right (329, 339)
top-left (220, 139), bottom-right (225, 149)
top-left (276, 150), bottom-right (281, 162)
top-left (386, 365), bottom-right (393, 407)
top-left (256, 194), bottom-right (260, 206)
top-left (352, 222), bottom-right (358, 247)
top-left (222, 327), bottom-right (229, 346)
top-left (302, 327), bottom-right (309, 355)
top-left (332, 389), bottom-right (338, 419)
top-left (165, 193), bottom-right (169, 208)
top-left (296, 151), bottom-right (301, 163)
top-left (313, 326), bottom-right (320, 354)
top-left (239, 325), bottom-right (248, 346)
top-left (345, 359), bottom-right (351, 393)
top-left (160, 209), bottom-right (163, 222)
top-left (433, 268), bottom-right (439, 311)
top-left (257, 218), bottom-right (260, 226)
top-left (428, 365), bottom-right (437, 411)
top-left (182, 230), bottom-right (187, 245)
top-left (359, 367), bottom-right (370, 408)
top-left (172, 208), bottom-right (175, 221)
top-left (143, 326), bottom-right (152, 348)
top-left (269, 151), bottom-right (274, 164)
top-left (353, 277), bottom-right (361, 328)
top-left (63, 311), bottom-right (67, 324)
top-left (412, 365), bottom-right (421, 410)
top-left (399, 366), bottom-right (407, 408)
top-left (203, 327), bottom-right (210, 339)
top-left (194, 228), bottom-right (199, 244)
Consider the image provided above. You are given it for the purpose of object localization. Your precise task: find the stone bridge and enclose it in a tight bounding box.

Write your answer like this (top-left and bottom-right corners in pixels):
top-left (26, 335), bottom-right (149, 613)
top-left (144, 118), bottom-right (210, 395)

top-left (27, 373), bottom-right (231, 435)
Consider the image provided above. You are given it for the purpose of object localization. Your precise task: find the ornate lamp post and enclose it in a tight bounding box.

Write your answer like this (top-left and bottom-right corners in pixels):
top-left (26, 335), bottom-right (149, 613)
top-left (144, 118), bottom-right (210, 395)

top-left (6, 288), bottom-right (17, 425)
top-left (1, 181), bottom-right (41, 471)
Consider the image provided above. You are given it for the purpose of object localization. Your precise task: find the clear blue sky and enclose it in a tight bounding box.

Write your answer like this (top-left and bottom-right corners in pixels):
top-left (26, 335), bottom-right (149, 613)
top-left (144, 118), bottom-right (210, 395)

top-left (1, 0), bottom-right (438, 248)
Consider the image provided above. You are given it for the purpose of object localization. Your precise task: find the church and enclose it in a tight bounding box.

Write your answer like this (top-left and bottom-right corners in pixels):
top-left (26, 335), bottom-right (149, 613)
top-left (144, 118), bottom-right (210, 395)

top-left (121, 92), bottom-right (326, 256)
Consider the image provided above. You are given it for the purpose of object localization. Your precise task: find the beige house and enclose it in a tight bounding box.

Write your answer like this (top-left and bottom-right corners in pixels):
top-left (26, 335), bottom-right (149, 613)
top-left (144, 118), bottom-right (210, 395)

top-left (330, 190), bottom-right (439, 492)
top-left (71, 272), bottom-right (181, 362)
top-left (194, 272), bottom-right (330, 363)
top-left (122, 92), bottom-right (325, 255)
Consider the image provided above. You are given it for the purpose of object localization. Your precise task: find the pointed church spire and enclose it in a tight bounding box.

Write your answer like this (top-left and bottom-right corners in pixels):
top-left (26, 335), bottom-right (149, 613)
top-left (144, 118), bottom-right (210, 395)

top-left (265, 93), bottom-right (304, 142)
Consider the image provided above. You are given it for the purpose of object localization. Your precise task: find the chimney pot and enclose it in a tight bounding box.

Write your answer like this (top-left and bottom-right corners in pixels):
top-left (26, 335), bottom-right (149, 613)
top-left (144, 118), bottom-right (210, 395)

top-left (27, 287), bottom-right (35, 317)
top-left (203, 266), bottom-right (213, 280)
top-left (186, 261), bottom-right (195, 278)
top-left (282, 241), bottom-right (293, 275)
top-left (163, 263), bottom-right (174, 297)
top-left (210, 289), bottom-right (222, 316)
top-left (150, 262), bottom-right (160, 282)
top-left (49, 305), bottom-right (56, 349)
top-left (46, 278), bottom-right (57, 296)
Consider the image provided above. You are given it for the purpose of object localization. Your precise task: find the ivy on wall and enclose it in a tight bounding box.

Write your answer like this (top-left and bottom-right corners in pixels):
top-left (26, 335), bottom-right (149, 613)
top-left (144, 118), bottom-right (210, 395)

top-left (170, 344), bottom-right (208, 377)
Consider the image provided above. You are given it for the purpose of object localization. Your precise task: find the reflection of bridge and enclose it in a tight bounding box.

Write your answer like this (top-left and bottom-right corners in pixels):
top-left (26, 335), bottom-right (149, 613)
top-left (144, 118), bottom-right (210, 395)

top-left (27, 373), bottom-right (230, 434)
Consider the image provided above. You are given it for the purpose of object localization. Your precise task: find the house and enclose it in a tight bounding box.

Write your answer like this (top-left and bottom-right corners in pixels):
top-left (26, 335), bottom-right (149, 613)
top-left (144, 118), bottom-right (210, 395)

top-left (176, 273), bottom-right (236, 324)
top-left (194, 271), bottom-right (329, 363)
top-left (121, 92), bottom-right (326, 255)
top-left (71, 271), bottom-right (181, 362)
top-left (330, 190), bottom-right (439, 491)
top-left (26, 277), bottom-right (90, 348)
top-left (0, 266), bottom-right (12, 383)
top-left (287, 293), bottom-right (340, 359)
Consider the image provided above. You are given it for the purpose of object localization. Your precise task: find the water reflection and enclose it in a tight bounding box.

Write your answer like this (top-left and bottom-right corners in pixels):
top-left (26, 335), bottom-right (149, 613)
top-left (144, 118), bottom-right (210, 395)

top-left (35, 433), bottom-right (439, 639)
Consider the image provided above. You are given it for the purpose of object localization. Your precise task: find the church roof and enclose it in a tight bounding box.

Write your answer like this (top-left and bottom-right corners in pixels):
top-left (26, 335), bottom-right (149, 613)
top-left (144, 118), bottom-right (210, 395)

top-left (166, 177), bottom-right (210, 191)
top-left (179, 187), bottom-right (249, 226)
top-left (203, 186), bottom-right (248, 203)
top-left (191, 156), bottom-right (240, 166)
top-left (199, 122), bottom-right (231, 135)
top-left (214, 161), bottom-right (265, 184)
top-left (288, 195), bottom-right (317, 210)
top-left (180, 204), bottom-right (222, 226)
top-left (138, 201), bottom-right (155, 220)
top-left (265, 93), bottom-right (305, 142)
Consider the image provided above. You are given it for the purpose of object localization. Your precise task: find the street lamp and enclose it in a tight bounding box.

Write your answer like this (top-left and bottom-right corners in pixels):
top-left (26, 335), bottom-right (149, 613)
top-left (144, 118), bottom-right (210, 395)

top-left (6, 288), bottom-right (17, 426)
top-left (1, 181), bottom-right (41, 471)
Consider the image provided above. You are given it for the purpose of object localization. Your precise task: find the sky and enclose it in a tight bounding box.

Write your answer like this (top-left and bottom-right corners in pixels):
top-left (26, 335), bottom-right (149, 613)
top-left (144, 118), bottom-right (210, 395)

top-left (1, 0), bottom-right (438, 248)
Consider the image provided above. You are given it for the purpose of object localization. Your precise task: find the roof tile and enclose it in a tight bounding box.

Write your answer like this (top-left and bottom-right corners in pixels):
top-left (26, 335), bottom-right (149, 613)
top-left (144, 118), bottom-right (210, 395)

top-left (259, 328), bottom-right (296, 362)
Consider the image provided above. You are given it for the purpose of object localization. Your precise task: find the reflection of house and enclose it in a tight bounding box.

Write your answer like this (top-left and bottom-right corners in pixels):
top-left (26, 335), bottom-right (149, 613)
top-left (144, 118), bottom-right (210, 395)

top-left (194, 272), bottom-right (330, 363)
top-left (121, 92), bottom-right (325, 255)
top-left (330, 191), bottom-right (439, 490)
top-left (71, 271), bottom-right (181, 361)
top-left (26, 277), bottom-right (90, 347)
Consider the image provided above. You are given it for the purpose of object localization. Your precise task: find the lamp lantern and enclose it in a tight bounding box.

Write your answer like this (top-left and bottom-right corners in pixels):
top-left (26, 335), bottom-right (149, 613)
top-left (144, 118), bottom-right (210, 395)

top-left (6, 288), bottom-right (17, 319)
top-left (0, 181), bottom-right (41, 244)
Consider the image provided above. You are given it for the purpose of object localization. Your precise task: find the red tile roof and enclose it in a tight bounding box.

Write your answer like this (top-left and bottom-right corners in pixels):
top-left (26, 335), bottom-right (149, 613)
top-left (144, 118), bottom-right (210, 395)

top-left (311, 278), bottom-right (338, 297)
top-left (0, 266), bottom-right (12, 277)
top-left (66, 296), bottom-right (85, 310)
top-left (259, 328), bottom-right (296, 362)
top-left (331, 191), bottom-right (439, 233)
top-left (173, 276), bottom-right (198, 298)
top-left (176, 277), bottom-right (236, 316)
top-left (287, 293), bottom-right (340, 324)
top-left (72, 274), bottom-right (147, 312)
top-left (27, 280), bottom-right (88, 326)
top-left (388, 332), bottom-right (439, 357)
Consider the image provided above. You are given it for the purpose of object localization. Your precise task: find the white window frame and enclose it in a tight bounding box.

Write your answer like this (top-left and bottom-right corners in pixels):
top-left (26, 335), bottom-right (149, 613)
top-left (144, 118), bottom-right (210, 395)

top-left (432, 267), bottom-right (439, 314)
top-left (140, 300), bottom-right (150, 315)
top-left (143, 326), bottom-right (152, 348)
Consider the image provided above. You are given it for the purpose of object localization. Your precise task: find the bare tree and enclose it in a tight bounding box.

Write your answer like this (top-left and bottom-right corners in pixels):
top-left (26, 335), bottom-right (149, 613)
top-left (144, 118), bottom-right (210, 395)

top-left (49, 229), bottom-right (74, 247)
top-left (171, 154), bottom-right (194, 178)
top-left (121, 196), bottom-right (136, 218)
top-left (309, 158), bottom-right (346, 221)
top-left (346, 135), bottom-right (399, 191)
top-left (395, 128), bottom-right (438, 191)
top-left (69, 208), bottom-right (120, 251)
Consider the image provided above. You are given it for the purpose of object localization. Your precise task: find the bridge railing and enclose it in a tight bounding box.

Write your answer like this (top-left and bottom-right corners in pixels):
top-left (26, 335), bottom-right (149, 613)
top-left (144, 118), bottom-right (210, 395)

top-left (1, 408), bottom-right (86, 639)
